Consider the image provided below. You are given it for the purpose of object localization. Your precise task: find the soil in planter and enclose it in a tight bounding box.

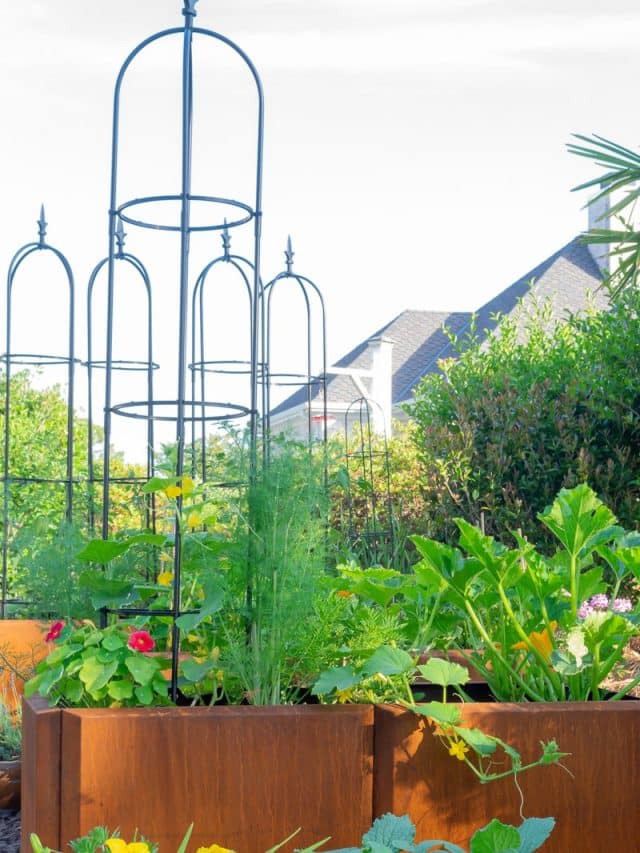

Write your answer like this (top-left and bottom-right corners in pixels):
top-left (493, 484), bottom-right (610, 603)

top-left (411, 681), bottom-right (495, 703)
top-left (0, 811), bottom-right (20, 853)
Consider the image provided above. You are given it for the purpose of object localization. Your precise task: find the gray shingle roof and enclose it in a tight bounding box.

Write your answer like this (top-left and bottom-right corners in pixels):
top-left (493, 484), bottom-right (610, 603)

top-left (271, 235), bottom-right (607, 416)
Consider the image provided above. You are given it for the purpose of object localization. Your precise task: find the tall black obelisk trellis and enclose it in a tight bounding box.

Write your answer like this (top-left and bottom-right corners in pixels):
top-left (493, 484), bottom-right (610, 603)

top-left (98, 0), bottom-right (266, 696)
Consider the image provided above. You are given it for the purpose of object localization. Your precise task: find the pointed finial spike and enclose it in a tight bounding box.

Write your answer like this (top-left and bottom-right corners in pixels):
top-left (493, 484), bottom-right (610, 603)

top-left (182, 0), bottom-right (198, 19)
top-left (37, 204), bottom-right (47, 245)
top-left (285, 234), bottom-right (295, 273)
top-left (115, 219), bottom-right (126, 256)
top-left (221, 217), bottom-right (231, 258)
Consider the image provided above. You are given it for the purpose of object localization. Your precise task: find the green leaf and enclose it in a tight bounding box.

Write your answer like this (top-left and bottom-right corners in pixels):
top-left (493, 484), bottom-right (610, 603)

top-left (37, 664), bottom-right (64, 697)
top-left (538, 484), bottom-right (620, 560)
top-left (417, 658), bottom-right (469, 688)
top-left (469, 819), bottom-right (520, 853)
top-left (107, 679), bottom-right (134, 701)
top-left (61, 678), bottom-right (84, 704)
top-left (362, 646), bottom-right (414, 678)
top-left (455, 726), bottom-right (500, 758)
top-left (79, 656), bottom-right (118, 694)
top-left (125, 654), bottom-right (160, 686)
top-left (312, 666), bottom-right (360, 696)
top-left (517, 818), bottom-right (555, 853)
top-left (77, 533), bottom-right (166, 562)
top-left (175, 579), bottom-right (225, 632)
top-left (134, 683), bottom-right (153, 705)
top-left (181, 658), bottom-right (216, 683)
top-left (78, 572), bottom-right (137, 609)
top-left (101, 634), bottom-right (125, 652)
top-left (408, 701), bottom-right (462, 727)
top-left (414, 842), bottom-right (465, 853)
top-left (362, 813), bottom-right (415, 853)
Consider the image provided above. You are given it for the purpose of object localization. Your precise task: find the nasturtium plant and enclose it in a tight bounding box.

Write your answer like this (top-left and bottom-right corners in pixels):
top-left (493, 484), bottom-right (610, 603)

top-left (25, 622), bottom-right (171, 708)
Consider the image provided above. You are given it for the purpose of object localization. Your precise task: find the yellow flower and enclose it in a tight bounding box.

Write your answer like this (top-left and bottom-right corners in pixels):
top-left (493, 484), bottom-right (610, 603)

top-left (165, 485), bottom-right (182, 498)
top-left (448, 739), bottom-right (469, 761)
top-left (105, 838), bottom-right (150, 853)
top-left (182, 476), bottom-right (195, 495)
top-left (159, 551), bottom-right (172, 563)
top-left (512, 621), bottom-right (558, 662)
top-left (187, 512), bottom-right (201, 529)
top-left (196, 846), bottom-right (235, 853)
top-left (215, 669), bottom-right (224, 683)
top-left (157, 571), bottom-right (174, 587)
top-left (335, 687), bottom-right (354, 704)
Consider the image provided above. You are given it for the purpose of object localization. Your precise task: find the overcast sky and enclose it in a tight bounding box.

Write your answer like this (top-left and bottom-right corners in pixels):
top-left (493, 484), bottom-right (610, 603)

top-left (0, 0), bottom-right (638, 456)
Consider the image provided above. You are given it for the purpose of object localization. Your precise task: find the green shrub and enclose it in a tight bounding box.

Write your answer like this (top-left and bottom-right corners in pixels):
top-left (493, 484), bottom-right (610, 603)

top-left (407, 290), bottom-right (640, 549)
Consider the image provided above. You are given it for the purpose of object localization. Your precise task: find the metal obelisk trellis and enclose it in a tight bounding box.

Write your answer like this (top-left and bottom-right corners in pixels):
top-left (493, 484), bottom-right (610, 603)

top-left (0, 209), bottom-right (77, 617)
top-left (343, 397), bottom-right (395, 566)
top-left (1, 1), bottom-right (329, 698)
top-left (86, 220), bottom-right (157, 535)
top-left (99, 0), bottom-right (264, 696)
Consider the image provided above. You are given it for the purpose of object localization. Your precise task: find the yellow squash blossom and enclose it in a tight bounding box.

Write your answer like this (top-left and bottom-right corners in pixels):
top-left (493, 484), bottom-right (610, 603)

top-left (195, 846), bottom-right (235, 853)
top-left (335, 687), bottom-right (355, 703)
top-left (164, 485), bottom-right (182, 498)
top-left (512, 621), bottom-right (558, 662)
top-left (448, 739), bottom-right (469, 761)
top-left (157, 571), bottom-right (174, 586)
top-left (105, 841), bottom-right (150, 853)
top-left (187, 511), bottom-right (201, 529)
top-left (181, 475), bottom-right (195, 495)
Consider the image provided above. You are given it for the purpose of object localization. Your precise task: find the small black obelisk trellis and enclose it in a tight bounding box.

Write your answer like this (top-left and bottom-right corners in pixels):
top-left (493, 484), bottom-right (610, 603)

top-left (0, 208), bottom-right (77, 618)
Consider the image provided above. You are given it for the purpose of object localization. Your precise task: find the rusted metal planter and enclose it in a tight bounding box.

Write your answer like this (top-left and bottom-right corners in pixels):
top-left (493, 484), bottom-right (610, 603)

top-left (374, 700), bottom-right (640, 853)
top-left (0, 620), bottom-right (49, 706)
top-left (22, 697), bottom-right (374, 853)
top-left (0, 758), bottom-right (20, 810)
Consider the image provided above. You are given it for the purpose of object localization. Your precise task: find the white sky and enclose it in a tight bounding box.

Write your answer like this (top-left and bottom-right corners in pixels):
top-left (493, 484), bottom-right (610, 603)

top-left (0, 0), bottom-right (638, 459)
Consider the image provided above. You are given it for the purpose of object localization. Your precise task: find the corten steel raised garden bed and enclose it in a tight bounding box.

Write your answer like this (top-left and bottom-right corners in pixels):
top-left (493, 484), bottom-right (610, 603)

top-left (22, 697), bottom-right (374, 852)
top-left (0, 620), bottom-right (48, 705)
top-left (374, 700), bottom-right (640, 853)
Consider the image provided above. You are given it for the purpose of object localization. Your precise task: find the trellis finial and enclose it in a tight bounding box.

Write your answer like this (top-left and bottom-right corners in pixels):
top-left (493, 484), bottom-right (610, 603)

top-left (37, 204), bottom-right (47, 245)
top-left (182, 0), bottom-right (198, 19)
top-left (221, 218), bottom-right (231, 259)
top-left (285, 235), bottom-right (294, 273)
top-left (115, 219), bottom-right (126, 256)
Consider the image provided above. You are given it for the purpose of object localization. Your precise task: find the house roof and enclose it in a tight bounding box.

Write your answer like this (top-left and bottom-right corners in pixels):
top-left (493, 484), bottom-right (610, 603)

top-left (271, 235), bottom-right (608, 417)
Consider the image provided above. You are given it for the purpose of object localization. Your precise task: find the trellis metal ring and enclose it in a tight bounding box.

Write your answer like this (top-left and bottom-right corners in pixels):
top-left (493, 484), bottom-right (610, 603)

top-left (117, 195), bottom-right (255, 232)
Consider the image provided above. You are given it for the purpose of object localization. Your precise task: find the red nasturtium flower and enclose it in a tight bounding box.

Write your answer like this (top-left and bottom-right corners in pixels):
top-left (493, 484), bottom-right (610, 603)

top-left (128, 630), bottom-right (155, 653)
top-left (45, 621), bottom-right (65, 643)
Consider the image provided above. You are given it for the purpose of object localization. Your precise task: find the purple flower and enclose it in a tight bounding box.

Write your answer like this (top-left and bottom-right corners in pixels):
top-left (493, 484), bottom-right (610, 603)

top-left (612, 598), bottom-right (633, 614)
top-left (590, 594), bottom-right (610, 611)
top-left (577, 602), bottom-right (594, 619)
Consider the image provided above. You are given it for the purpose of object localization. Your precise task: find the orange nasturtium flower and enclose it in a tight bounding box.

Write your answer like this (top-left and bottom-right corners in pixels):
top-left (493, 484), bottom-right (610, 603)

top-left (512, 621), bottom-right (558, 662)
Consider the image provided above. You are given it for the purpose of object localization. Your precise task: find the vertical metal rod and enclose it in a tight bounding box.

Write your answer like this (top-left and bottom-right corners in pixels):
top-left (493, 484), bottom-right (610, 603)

top-left (1, 263), bottom-right (13, 619)
top-left (170, 11), bottom-right (196, 699)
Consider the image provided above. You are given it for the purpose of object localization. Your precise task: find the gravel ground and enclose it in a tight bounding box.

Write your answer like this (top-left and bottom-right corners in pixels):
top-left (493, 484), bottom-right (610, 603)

top-left (0, 811), bottom-right (20, 853)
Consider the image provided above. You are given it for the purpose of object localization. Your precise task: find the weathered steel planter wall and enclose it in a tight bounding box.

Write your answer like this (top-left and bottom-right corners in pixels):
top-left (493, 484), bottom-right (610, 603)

top-left (374, 701), bottom-right (640, 853)
top-left (22, 698), bottom-right (374, 852)
top-left (0, 620), bottom-right (48, 705)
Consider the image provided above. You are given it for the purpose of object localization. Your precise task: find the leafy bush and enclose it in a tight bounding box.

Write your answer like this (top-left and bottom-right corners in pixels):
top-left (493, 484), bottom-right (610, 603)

top-left (407, 291), bottom-right (640, 549)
